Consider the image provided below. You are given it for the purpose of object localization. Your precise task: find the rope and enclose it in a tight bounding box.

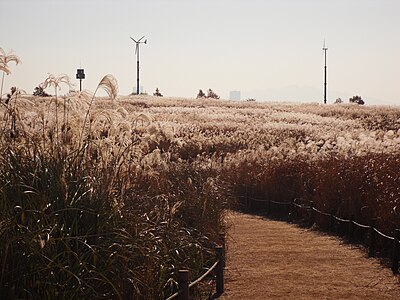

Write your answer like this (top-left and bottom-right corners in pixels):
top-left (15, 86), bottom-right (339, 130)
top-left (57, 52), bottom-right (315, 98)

top-left (374, 228), bottom-right (395, 241)
top-left (165, 259), bottom-right (220, 300)
top-left (312, 207), bottom-right (331, 217)
top-left (352, 221), bottom-right (371, 229)
top-left (334, 215), bottom-right (350, 223)
top-left (189, 259), bottom-right (219, 288)
top-left (165, 291), bottom-right (179, 300)
top-left (248, 196), bottom-right (269, 202)
top-left (246, 196), bottom-right (291, 205)
top-left (270, 199), bottom-right (291, 205)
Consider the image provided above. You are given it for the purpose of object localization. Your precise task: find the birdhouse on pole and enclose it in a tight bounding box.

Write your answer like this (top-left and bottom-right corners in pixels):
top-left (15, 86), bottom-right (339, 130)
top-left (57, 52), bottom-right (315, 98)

top-left (76, 68), bottom-right (85, 91)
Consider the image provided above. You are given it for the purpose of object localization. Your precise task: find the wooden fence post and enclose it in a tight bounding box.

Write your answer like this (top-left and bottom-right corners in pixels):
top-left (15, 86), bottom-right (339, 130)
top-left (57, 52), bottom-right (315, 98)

top-left (330, 210), bottom-right (335, 233)
top-left (216, 246), bottom-right (224, 296)
top-left (348, 215), bottom-right (354, 242)
top-left (368, 222), bottom-right (376, 257)
top-left (266, 199), bottom-right (270, 215)
top-left (288, 201), bottom-right (294, 221)
top-left (391, 229), bottom-right (400, 274)
top-left (309, 201), bottom-right (315, 225)
top-left (219, 232), bottom-right (226, 267)
top-left (178, 270), bottom-right (189, 300)
top-left (245, 187), bottom-right (249, 212)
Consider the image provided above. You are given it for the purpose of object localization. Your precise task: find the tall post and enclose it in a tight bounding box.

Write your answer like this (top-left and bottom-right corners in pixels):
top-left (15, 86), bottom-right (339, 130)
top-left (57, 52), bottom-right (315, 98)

top-left (136, 45), bottom-right (140, 95)
top-left (323, 41), bottom-right (328, 104)
top-left (76, 69), bottom-right (85, 92)
top-left (130, 36), bottom-right (147, 95)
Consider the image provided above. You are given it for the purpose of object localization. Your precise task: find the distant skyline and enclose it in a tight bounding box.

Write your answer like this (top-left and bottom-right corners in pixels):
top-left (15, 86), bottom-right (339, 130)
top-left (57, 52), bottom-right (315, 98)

top-left (1, 0), bottom-right (399, 105)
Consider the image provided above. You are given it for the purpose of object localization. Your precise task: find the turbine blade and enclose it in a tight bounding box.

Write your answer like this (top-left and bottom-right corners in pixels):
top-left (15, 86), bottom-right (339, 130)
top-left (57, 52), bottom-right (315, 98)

top-left (144, 39), bottom-right (147, 44)
top-left (138, 35), bottom-right (145, 42)
top-left (130, 37), bottom-right (137, 43)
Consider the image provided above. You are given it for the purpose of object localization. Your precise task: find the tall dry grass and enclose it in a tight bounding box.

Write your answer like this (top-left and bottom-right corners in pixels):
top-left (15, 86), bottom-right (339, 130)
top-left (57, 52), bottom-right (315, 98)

top-left (1, 88), bottom-right (399, 297)
top-left (0, 47), bottom-right (21, 100)
top-left (224, 152), bottom-right (399, 234)
top-left (0, 84), bottom-right (225, 299)
top-left (113, 97), bottom-right (399, 235)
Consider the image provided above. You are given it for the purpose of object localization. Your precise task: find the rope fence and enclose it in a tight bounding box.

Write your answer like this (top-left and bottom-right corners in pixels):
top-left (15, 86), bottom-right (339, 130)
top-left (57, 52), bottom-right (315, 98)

top-left (241, 194), bottom-right (400, 275)
top-left (165, 245), bottom-right (224, 300)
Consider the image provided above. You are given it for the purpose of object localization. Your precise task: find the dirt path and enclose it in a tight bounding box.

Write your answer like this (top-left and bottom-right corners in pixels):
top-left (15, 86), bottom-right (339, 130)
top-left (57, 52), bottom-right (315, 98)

top-left (220, 211), bottom-right (400, 299)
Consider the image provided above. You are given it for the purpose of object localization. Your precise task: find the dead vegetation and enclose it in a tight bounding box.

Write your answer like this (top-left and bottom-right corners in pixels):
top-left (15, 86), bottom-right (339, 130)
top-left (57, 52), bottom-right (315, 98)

top-left (1, 89), bottom-right (399, 298)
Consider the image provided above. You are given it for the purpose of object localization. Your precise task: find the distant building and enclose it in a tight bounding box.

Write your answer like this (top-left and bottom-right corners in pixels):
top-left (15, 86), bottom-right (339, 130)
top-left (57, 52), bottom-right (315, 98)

top-left (230, 91), bottom-right (241, 101)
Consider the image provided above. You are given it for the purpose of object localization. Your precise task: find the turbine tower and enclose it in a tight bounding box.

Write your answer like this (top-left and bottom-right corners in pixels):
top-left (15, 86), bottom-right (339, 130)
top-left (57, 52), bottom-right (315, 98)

top-left (323, 40), bottom-right (328, 104)
top-left (130, 36), bottom-right (147, 95)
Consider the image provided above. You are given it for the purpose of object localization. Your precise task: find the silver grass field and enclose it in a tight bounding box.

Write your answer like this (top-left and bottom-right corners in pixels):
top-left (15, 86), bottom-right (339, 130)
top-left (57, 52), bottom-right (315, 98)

top-left (0, 68), bottom-right (399, 298)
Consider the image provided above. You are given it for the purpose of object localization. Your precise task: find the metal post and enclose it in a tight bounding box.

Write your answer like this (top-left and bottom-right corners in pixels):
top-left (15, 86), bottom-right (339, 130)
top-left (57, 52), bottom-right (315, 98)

top-left (324, 60), bottom-right (327, 104)
top-left (178, 270), bottom-right (189, 300)
top-left (391, 229), bottom-right (400, 274)
top-left (323, 41), bottom-right (328, 104)
top-left (76, 69), bottom-right (85, 92)
top-left (130, 36), bottom-right (146, 95)
top-left (216, 246), bottom-right (224, 296)
top-left (136, 46), bottom-right (140, 95)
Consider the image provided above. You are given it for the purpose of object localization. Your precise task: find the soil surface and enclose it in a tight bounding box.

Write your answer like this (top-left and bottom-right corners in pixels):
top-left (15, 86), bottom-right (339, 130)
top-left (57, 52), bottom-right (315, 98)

top-left (220, 211), bottom-right (400, 299)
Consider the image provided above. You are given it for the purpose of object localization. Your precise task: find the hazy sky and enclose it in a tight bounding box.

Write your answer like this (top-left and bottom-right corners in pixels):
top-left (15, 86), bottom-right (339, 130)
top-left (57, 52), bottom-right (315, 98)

top-left (1, 0), bottom-right (399, 105)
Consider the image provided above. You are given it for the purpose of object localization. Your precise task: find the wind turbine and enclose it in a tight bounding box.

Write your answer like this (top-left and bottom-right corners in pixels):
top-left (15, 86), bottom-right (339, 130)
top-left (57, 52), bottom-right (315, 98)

top-left (323, 40), bottom-right (328, 104)
top-left (130, 36), bottom-right (147, 95)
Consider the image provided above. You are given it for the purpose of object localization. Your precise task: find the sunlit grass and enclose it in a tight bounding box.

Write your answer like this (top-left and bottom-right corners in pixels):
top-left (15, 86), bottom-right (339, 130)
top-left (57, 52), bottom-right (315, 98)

top-left (1, 90), bottom-right (399, 298)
